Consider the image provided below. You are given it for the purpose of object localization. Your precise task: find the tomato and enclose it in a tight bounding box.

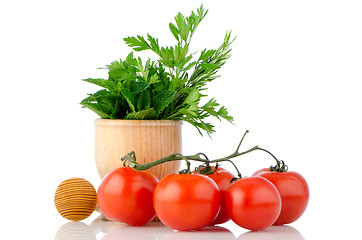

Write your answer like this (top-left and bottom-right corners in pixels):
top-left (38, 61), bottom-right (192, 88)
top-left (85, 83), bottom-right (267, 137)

top-left (97, 167), bottom-right (158, 226)
top-left (253, 169), bottom-right (309, 225)
top-left (225, 176), bottom-right (281, 231)
top-left (201, 167), bottom-right (235, 225)
top-left (153, 173), bottom-right (221, 231)
top-left (251, 167), bottom-right (270, 176)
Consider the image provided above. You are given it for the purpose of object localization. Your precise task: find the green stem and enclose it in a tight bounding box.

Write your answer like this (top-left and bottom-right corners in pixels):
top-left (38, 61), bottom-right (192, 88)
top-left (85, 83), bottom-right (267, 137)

top-left (121, 130), bottom-right (260, 178)
top-left (254, 147), bottom-right (288, 172)
top-left (255, 147), bottom-right (280, 164)
top-left (234, 130), bottom-right (249, 154)
top-left (121, 130), bottom-right (287, 176)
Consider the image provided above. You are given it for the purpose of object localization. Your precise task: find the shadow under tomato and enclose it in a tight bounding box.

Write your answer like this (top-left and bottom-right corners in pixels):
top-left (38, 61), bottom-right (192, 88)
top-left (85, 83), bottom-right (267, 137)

top-left (162, 226), bottom-right (235, 240)
top-left (236, 225), bottom-right (304, 240)
top-left (102, 222), bottom-right (173, 240)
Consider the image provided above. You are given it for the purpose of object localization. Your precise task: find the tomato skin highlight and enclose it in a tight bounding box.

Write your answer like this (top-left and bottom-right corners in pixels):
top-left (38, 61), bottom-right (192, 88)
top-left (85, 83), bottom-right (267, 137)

top-left (97, 167), bottom-right (159, 226)
top-left (253, 170), bottom-right (309, 225)
top-left (225, 176), bottom-right (281, 231)
top-left (205, 167), bottom-right (235, 225)
top-left (251, 167), bottom-right (270, 176)
top-left (153, 174), bottom-right (221, 231)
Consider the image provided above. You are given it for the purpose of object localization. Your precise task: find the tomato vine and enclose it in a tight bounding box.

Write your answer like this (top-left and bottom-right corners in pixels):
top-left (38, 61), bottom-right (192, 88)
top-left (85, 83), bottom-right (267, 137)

top-left (121, 130), bottom-right (287, 176)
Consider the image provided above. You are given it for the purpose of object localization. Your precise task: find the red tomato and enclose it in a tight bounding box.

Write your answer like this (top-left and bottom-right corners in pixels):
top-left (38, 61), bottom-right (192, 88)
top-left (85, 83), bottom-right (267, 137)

top-left (97, 167), bottom-right (158, 226)
top-left (153, 173), bottom-right (221, 231)
top-left (251, 167), bottom-right (270, 176)
top-left (202, 167), bottom-right (235, 225)
top-left (225, 176), bottom-right (281, 231)
top-left (253, 170), bottom-right (309, 225)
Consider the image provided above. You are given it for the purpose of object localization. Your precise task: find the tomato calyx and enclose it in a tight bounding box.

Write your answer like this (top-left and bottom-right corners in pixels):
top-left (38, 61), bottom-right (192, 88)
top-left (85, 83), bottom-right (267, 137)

top-left (270, 159), bottom-right (288, 172)
top-left (195, 162), bottom-right (241, 185)
top-left (178, 169), bottom-right (192, 174)
top-left (195, 163), bottom-right (219, 175)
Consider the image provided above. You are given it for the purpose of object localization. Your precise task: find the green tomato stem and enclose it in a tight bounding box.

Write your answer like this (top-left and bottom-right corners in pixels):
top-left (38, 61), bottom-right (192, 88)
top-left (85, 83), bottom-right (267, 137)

top-left (121, 130), bottom-right (286, 177)
top-left (254, 147), bottom-right (288, 172)
top-left (122, 130), bottom-right (256, 178)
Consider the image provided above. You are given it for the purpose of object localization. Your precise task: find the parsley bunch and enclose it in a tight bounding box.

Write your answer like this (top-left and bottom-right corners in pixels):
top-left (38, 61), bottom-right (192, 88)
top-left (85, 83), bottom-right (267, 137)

top-left (81, 5), bottom-right (235, 136)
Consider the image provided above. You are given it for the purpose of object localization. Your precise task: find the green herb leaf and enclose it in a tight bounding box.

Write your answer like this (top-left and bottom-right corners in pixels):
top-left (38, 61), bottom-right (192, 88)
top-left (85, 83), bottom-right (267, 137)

top-left (147, 34), bottom-right (160, 55)
top-left (130, 80), bottom-right (149, 94)
top-left (137, 90), bottom-right (150, 111)
top-left (81, 102), bottom-right (111, 119)
top-left (175, 13), bottom-right (189, 42)
top-left (111, 100), bottom-right (123, 119)
top-left (183, 88), bottom-right (200, 104)
top-left (148, 74), bottom-right (160, 84)
top-left (123, 35), bottom-right (151, 52)
top-left (151, 90), bottom-right (176, 115)
top-left (120, 88), bottom-right (136, 113)
top-left (125, 108), bottom-right (157, 120)
top-left (82, 78), bottom-right (108, 89)
top-left (200, 63), bottom-right (220, 71)
top-left (169, 22), bottom-right (180, 41)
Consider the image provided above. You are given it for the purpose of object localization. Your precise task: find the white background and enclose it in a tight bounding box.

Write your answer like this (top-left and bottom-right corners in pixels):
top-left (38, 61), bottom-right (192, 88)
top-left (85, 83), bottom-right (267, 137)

top-left (1, 0), bottom-right (361, 239)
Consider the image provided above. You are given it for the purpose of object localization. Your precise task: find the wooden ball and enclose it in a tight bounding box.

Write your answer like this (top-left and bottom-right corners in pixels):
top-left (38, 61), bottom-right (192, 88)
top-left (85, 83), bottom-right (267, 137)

top-left (54, 177), bottom-right (97, 221)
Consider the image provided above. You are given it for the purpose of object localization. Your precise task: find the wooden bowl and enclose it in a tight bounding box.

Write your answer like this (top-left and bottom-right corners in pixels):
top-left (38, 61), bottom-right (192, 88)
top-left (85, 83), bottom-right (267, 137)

top-left (94, 119), bottom-right (182, 180)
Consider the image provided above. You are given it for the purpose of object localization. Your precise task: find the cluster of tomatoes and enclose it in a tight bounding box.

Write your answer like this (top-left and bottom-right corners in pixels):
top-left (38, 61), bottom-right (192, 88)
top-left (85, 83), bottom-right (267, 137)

top-left (97, 164), bottom-right (309, 231)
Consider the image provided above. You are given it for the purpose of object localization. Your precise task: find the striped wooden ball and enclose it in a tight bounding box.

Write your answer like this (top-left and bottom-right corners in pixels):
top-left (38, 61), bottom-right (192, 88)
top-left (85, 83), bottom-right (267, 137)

top-left (54, 177), bottom-right (97, 221)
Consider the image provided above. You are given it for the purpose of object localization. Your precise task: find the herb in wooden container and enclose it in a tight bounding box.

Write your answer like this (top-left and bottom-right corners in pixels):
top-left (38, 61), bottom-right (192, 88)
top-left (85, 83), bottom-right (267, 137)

top-left (81, 5), bottom-right (235, 136)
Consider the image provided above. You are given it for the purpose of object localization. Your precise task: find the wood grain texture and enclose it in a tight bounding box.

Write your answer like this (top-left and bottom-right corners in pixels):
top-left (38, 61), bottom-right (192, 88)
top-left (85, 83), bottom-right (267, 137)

top-left (54, 177), bottom-right (97, 221)
top-left (94, 119), bottom-right (182, 180)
